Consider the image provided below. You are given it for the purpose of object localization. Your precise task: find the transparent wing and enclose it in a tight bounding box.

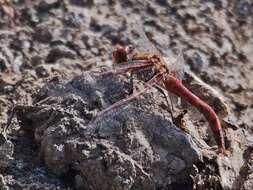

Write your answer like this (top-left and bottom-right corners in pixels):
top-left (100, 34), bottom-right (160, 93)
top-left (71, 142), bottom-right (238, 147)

top-left (130, 21), bottom-right (185, 81)
top-left (92, 60), bottom-right (153, 76)
top-left (131, 21), bottom-right (160, 55)
top-left (163, 45), bottom-right (185, 81)
top-left (90, 73), bottom-right (163, 124)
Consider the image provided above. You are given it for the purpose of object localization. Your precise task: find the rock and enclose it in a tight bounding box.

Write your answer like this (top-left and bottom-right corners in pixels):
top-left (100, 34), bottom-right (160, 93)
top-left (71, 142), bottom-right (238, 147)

top-left (63, 13), bottom-right (82, 28)
top-left (0, 85), bottom-right (13, 93)
top-left (33, 26), bottom-right (53, 43)
top-left (146, 3), bottom-right (158, 16)
top-left (155, 0), bottom-right (168, 6)
top-left (75, 174), bottom-right (86, 189)
top-left (184, 49), bottom-right (207, 72)
top-left (182, 70), bottom-right (230, 118)
top-left (0, 56), bottom-right (8, 72)
top-left (70, 0), bottom-right (94, 7)
top-left (244, 169), bottom-right (253, 190)
top-left (0, 133), bottom-right (14, 169)
top-left (0, 72), bottom-right (22, 86)
top-left (0, 174), bottom-right (9, 190)
top-left (0, 45), bottom-right (14, 72)
top-left (101, 25), bottom-right (120, 43)
top-left (89, 18), bottom-right (102, 32)
top-left (209, 0), bottom-right (226, 10)
top-left (35, 65), bottom-right (51, 78)
top-left (16, 71), bottom-right (202, 189)
top-left (31, 56), bottom-right (44, 67)
top-left (20, 8), bottom-right (39, 24)
top-left (0, 0), bottom-right (252, 189)
top-left (46, 45), bottom-right (76, 63)
top-left (38, 0), bottom-right (61, 12)
top-left (217, 129), bottom-right (253, 190)
top-left (13, 55), bottom-right (23, 74)
top-left (233, 0), bottom-right (253, 20)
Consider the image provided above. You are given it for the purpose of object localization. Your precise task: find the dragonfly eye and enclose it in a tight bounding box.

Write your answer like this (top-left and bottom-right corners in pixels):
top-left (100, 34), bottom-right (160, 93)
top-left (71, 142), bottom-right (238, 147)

top-left (112, 45), bottom-right (127, 63)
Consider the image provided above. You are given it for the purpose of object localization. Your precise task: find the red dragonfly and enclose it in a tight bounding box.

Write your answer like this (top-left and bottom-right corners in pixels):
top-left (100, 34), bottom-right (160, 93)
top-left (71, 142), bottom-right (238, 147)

top-left (93, 27), bottom-right (226, 155)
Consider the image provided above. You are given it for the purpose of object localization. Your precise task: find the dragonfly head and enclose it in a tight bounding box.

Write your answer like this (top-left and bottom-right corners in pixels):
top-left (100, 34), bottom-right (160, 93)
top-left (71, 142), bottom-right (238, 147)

top-left (112, 45), bottom-right (128, 63)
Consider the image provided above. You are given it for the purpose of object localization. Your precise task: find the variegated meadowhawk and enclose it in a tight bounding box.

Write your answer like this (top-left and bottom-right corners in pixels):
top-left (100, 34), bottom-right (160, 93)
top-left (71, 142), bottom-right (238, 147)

top-left (91, 26), bottom-right (227, 155)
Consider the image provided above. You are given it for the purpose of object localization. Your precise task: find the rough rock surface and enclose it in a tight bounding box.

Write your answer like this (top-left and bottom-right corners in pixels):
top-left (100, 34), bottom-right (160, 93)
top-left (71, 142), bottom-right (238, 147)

top-left (16, 72), bottom-right (202, 189)
top-left (0, 134), bottom-right (13, 170)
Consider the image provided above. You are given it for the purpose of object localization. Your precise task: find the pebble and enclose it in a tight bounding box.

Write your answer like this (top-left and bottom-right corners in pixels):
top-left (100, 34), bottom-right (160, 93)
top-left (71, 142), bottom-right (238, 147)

top-left (89, 18), bottom-right (102, 32)
top-left (0, 57), bottom-right (8, 72)
top-left (35, 65), bottom-right (51, 77)
top-left (31, 56), bottom-right (44, 67)
top-left (234, 0), bottom-right (253, 19)
top-left (33, 26), bottom-right (53, 43)
top-left (70, 0), bottom-right (94, 7)
top-left (46, 46), bottom-right (76, 63)
top-left (184, 49), bottom-right (207, 72)
top-left (155, 0), bottom-right (168, 6)
top-left (64, 13), bottom-right (82, 28)
top-left (38, 0), bottom-right (60, 12)
top-left (21, 8), bottom-right (39, 24)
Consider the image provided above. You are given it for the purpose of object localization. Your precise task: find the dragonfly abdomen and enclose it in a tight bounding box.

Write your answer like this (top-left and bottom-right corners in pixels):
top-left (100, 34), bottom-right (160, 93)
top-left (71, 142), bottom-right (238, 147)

top-left (164, 75), bottom-right (226, 153)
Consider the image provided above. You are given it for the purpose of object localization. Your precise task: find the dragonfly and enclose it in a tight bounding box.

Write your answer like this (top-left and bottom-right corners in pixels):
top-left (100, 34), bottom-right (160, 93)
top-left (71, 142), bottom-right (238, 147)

top-left (92, 26), bottom-right (226, 155)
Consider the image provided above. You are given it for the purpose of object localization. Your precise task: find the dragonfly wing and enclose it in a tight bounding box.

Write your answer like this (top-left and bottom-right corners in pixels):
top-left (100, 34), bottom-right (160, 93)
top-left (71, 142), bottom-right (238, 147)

top-left (92, 60), bottom-right (153, 76)
top-left (90, 73), bottom-right (163, 124)
top-left (163, 46), bottom-right (185, 81)
top-left (130, 21), bottom-right (161, 56)
top-left (129, 21), bottom-right (185, 81)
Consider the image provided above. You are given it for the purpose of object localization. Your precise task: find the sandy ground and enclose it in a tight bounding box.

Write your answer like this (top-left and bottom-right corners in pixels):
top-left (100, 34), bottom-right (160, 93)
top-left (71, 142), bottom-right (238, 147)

top-left (0, 0), bottom-right (252, 189)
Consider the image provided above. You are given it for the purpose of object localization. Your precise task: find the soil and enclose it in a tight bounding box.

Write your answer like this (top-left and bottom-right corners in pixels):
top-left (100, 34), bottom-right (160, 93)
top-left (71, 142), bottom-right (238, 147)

top-left (0, 0), bottom-right (252, 190)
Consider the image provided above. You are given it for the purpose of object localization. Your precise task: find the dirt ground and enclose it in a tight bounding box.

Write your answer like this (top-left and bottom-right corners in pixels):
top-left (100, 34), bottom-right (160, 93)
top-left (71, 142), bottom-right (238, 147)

top-left (0, 0), bottom-right (252, 190)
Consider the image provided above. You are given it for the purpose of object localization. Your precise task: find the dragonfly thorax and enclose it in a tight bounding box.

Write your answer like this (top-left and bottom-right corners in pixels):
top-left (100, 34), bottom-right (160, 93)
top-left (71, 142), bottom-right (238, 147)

top-left (150, 54), bottom-right (168, 74)
top-left (132, 52), bottom-right (168, 73)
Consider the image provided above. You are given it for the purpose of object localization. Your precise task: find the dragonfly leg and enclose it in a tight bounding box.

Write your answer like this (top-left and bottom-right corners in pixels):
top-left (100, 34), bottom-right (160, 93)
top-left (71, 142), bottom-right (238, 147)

top-left (138, 79), bottom-right (176, 122)
top-left (154, 84), bottom-right (174, 118)
top-left (91, 73), bottom-right (163, 122)
top-left (149, 82), bottom-right (176, 120)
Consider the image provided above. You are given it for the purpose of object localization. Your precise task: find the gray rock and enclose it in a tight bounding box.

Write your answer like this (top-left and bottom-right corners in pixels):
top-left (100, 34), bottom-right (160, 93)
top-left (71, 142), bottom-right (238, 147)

top-left (217, 129), bottom-right (253, 190)
top-left (16, 71), bottom-right (202, 190)
top-left (46, 45), bottom-right (76, 63)
top-left (233, 0), bottom-right (253, 20)
top-left (70, 0), bottom-right (94, 7)
top-left (35, 65), bottom-right (51, 78)
top-left (0, 56), bottom-right (8, 72)
top-left (63, 13), bottom-right (82, 28)
top-left (33, 26), bottom-right (53, 43)
top-left (184, 49), bottom-right (207, 72)
top-left (38, 0), bottom-right (61, 12)
top-left (0, 133), bottom-right (14, 169)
